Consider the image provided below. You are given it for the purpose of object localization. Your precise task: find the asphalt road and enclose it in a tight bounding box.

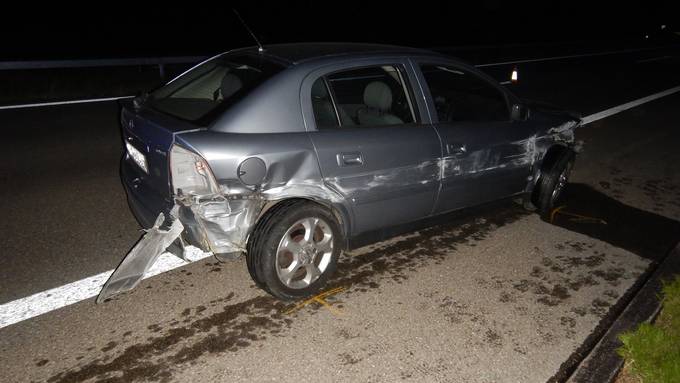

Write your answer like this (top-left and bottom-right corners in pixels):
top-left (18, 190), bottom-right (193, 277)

top-left (1, 47), bottom-right (679, 382)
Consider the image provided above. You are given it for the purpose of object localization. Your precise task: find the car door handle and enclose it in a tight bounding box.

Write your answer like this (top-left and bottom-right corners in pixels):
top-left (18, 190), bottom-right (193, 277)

top-left (337, 152), bottom-right (364, 167)
top-left (446, 143), bottom-right (467, 156)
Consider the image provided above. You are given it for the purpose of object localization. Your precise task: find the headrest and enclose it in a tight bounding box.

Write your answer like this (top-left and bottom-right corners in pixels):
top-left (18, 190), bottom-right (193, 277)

top-left (363, 81), bottom-right (392, 111)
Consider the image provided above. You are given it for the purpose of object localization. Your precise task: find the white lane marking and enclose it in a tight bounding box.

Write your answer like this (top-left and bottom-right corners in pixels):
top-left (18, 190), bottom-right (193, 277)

top-left (1, 86), bottom-right (680, 330)
top-left (0, 247), bottom-right (211, 329)
top-left (581, 85), bottom-right (680, 125)
top-left (0, 96), bottom-right (134, 110)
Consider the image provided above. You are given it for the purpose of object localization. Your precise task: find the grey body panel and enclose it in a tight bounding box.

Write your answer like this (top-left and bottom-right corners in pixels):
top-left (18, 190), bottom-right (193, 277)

top-left (309, 125), bottom-right (441, 235)
top-left (298, 56), bottom-right (440, 235)
top-left (123, 43), bottom-right (581, 243)
top-left (173, 128), bottom-right (355, 242)
top-left (434, 120), bottom-right (536, 211)
top-left (408, 56), bottom-right (537, 212)
top-left (112, 43), bottom-right (580, 302)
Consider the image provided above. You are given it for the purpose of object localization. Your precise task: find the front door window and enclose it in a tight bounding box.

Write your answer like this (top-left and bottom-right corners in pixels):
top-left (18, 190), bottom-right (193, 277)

top-left (420, 64), bottom-right (508, 123)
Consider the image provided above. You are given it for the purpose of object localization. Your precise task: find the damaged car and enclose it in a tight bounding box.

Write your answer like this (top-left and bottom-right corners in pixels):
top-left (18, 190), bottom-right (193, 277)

top-left (101, 43), bottom-right (580, 302)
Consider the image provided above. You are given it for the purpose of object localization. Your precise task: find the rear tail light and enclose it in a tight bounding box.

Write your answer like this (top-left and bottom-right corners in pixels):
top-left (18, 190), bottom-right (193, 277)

top-left (169, 145), bottom-right (219, 196)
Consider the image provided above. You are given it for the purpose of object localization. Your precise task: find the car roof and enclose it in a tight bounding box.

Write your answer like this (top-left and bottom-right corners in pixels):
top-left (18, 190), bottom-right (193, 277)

top-left (229, 42), bottom-right (440, 64)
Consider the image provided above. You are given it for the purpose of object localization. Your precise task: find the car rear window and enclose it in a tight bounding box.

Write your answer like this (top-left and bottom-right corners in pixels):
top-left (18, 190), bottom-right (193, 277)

top-left (148, 54), bottom-right (285, 125)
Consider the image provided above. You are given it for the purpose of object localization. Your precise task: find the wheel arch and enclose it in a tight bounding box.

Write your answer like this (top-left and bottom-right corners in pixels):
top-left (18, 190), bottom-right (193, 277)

top-left (251, 197), bottom-right (350, 250)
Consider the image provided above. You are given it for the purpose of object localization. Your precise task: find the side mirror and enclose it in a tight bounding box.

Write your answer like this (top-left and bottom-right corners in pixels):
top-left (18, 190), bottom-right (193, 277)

top-left (511, 103), bottom-right (529, 121)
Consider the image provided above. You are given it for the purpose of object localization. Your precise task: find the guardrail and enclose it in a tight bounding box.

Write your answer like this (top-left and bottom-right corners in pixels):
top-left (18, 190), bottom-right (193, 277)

top-left (0, 43), bottom-right (676, 110)
top-left (1, 43), bottom-right (675, 72)
top-left (0, 56), bottom-right (205, 79)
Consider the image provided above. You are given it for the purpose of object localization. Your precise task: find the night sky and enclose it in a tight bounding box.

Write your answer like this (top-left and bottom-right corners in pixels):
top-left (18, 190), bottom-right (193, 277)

top-left (2, 1), bottom-right (675, 60)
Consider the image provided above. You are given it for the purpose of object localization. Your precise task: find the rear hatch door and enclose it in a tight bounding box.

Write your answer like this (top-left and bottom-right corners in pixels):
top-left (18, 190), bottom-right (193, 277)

top-left (121, 101), bottom-right (201, 199)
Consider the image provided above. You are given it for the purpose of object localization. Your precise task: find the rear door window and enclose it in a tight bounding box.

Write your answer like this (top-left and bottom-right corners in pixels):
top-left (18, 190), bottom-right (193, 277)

top-left (311, 78), bottom-right (340, 129)
top-left (312, 65), bottom-right (417, 129)
top-left (420, 64), bottom-right (508, 122)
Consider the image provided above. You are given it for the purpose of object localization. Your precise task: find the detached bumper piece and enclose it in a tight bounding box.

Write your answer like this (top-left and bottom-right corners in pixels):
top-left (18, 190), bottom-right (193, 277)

top-left (96, 207), bottom-right (184, 303)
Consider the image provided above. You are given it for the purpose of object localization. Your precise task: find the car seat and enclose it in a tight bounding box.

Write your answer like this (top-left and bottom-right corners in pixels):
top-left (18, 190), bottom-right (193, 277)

top-left (357, 81), bottom-right (403, 126)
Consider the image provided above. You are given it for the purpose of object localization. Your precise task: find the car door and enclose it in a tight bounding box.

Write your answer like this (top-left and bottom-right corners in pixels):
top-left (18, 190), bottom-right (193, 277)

top-left (412, 59), bottom-right (536, 213)
top-left (301, 60), bottom-right (442, 235)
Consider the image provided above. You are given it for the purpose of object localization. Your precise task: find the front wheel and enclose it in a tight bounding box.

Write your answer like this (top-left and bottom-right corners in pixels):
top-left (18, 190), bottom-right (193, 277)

top-left (536, 150), bottom-right (575, 217)
top-left (247, 200), bottom-right (341, 300)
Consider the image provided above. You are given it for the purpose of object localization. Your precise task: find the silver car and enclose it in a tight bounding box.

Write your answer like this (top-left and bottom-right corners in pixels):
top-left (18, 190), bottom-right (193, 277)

top-left (101, 43), bottom-right (579, 302)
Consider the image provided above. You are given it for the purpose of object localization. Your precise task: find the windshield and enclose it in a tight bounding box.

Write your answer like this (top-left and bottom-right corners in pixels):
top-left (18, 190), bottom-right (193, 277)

top-left (148, 54), bottom-right (285, 125)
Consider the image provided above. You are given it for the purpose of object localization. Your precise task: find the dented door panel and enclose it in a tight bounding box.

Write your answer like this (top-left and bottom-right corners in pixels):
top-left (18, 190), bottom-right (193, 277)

top-left (434, 120), bottom-right (537, 212)
top-left (309, 125), bottom-right (442, 235)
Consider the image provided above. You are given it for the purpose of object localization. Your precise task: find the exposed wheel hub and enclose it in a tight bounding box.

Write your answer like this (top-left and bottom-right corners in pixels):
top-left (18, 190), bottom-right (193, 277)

top-left (300, 245), bottom-right (316, 264)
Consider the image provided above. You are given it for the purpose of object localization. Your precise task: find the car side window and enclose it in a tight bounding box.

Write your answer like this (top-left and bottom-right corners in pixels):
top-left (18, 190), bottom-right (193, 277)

top-left (312, 65), bottom-right (417, 129)
top-left (420, 64), bottom-right (509, 122)
top-left (311, 78), bottom-right (341, 129)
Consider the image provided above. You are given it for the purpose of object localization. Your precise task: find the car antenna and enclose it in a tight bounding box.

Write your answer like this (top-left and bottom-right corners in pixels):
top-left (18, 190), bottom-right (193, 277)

top-left (233, 9), bottom-right (264, 53)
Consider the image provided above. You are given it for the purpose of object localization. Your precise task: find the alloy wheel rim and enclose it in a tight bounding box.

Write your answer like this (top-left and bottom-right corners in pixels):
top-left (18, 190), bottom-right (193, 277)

top-left (551, 162), bottom-right (572, 204)
top-left (275, 217), bottom-right (333, 289)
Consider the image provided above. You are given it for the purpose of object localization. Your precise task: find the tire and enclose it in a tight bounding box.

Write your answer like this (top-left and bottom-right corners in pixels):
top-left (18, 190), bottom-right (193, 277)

top-left (246, 200), bottom-right (341, 300)
top-left (536, 150), bottom-right (575, 217)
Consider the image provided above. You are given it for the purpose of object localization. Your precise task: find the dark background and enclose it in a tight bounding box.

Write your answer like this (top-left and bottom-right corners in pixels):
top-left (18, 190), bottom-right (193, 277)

top-left (1, 1), bottom-right (676, 60)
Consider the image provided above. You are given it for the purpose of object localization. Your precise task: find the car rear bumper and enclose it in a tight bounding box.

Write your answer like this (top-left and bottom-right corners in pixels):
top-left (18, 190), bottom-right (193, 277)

top-left (121, 157), bottom-right (258, 254)
top-left (121, 157), bottom-right (173, 229)
top-left (122, 158), bottom-right (211, 251)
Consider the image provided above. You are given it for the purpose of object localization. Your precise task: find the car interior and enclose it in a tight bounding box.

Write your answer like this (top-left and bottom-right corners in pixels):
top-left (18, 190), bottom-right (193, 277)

top-left (312, 65), bottom-right (416, 128)
top-left (420, 65), bottom-right (509, 122)
top-left (148, 55), bottom-right (283, 123)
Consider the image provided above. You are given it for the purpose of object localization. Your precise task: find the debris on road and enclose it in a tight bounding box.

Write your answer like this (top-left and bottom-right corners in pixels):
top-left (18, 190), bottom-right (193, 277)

top-left (97, 207), bottom-right (184, 303)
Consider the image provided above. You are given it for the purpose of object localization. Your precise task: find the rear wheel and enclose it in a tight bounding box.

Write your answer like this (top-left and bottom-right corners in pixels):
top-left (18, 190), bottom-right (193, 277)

top-left (536, 150), bottom-right (575, 216)
top-left (247, 201), bottom-right (341, 300)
